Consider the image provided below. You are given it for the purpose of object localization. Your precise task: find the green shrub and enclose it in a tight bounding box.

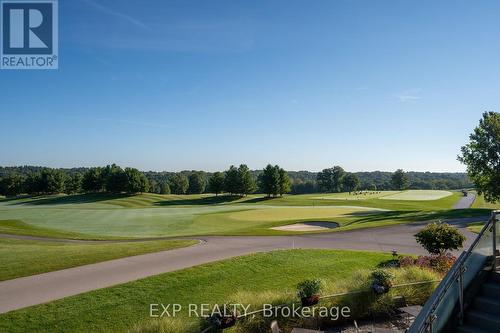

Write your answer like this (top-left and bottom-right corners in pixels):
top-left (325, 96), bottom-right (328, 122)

top-left (415, 222), bottom-right (466, 255)
top-left (371, 269), bottom-right (394, 289)
top-left (296, 279), bottom-right (322, 298)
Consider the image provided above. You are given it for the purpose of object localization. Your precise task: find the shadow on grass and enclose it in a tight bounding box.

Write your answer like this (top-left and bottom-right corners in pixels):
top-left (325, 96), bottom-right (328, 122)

top-left (154, 195), bottom-right (243, 206)
top-left (11, 193), bottom-right (134, 206)
top-left (344, 209), bottom-right (491, 227)
top-left (376, 259), bottom-right (400, 268)
top-left (0, 195), bottom-right (33, 203)
top-left (238, 196), bottom-right (277, 204)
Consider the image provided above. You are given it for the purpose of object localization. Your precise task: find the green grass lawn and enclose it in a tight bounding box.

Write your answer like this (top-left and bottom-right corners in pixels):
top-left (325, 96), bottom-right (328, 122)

top-left (467, 222), bottom-right (484, 233)
top-left (0, 219), bottom-right (110, 239)
top-left (0, 249), bottom-right (398, 333)
top-left (251, 191), bottom-right (463, 211)
top-left (309, 191), bottom-right (399, 200)
top-left (0, 238), bottom-right (197, 281)
top-left (0, 191), bottom-right (481, 239)
top-left (471, 194), bottom-right (500, 209)
top-left (465, 194), bottom-right (499, 233)
top-left (380, 190), bottom-right (453, 201)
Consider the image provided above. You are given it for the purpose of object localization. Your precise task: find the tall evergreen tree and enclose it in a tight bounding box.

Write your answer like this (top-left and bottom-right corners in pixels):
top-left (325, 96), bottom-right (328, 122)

top-left (0, 173), bottom-right (24, 197)
top-left (64, 173), bottom-right (83, 194)
top-left (208, 172), bottom-right (225, 196)
top-left (237, 164), bottom-right (256, 196)
top-left (278, 167), bottom-right (291, 196)
top-left (82, 167), bottom-right (105, 192)
top-left (224, 165), bottom-right (240, 195)
top-left (39, 168), bottom-right (66, 194)
top-left (259, 164), bottom-right (280, 197)
top-left (24, 171), bottom-right (42, 195)
top-left (104, 164), bottom-right (128, 193)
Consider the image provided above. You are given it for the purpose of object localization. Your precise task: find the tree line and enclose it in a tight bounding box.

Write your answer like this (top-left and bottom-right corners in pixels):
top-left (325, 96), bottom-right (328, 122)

top-left (0, 164), bottom-right (149, 196)
top-left (289, 170), bottom-right (471, 194)
top-left (0, 164), bottom-right (472, 197)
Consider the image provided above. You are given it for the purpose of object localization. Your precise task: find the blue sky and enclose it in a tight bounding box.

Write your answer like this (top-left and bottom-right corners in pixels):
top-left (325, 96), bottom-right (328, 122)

top-left (1, 0), bottom-right (499, 172)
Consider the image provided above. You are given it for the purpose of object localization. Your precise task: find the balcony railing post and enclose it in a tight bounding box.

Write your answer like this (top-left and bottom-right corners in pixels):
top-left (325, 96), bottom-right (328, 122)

top-left (493, 211), bottom-right (498, 270)
top-left (458, 264), bottom-right (464, 325)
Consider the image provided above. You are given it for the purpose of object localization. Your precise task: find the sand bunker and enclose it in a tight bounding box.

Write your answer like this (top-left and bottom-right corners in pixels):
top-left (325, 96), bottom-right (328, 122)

top-left (271, 221), bottom-right (339, 231)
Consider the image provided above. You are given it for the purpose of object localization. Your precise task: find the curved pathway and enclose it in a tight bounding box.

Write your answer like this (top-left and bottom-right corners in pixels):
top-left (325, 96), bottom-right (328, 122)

top-left (453, 191), bottom-right (476, 209)
top-left (0, 216), bottom-right (485, 314)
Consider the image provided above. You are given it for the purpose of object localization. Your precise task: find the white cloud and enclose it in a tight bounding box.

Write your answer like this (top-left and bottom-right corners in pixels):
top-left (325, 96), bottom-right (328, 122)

top-left (83, 0), bottom-right (151, 31)
top-left (397, 88), bottom-right (422, 103)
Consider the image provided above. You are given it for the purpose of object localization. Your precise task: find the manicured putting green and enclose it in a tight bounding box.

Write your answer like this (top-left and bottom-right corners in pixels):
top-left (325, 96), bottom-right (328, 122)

top-left (311, 191), bottom-right (398, 200)
top-left (380, 190), bottom-right (453, 201)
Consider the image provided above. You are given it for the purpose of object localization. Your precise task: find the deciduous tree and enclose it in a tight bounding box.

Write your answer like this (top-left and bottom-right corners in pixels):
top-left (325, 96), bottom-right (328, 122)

top-left (458, 111), bottom-right (500, 203)
top-left (391, 169), bottom-right (409, 190)
top-left (125, 168), bottom-right (149, 193)
top-left (188, 172), bottom-right (205, 194)
top-left (169, 174), bottom-right (189, 194)
top-left (224, 166), bottom-right (240, 195)
top-left (343, 173), bottom-right (360, 193)
top-left (316, 166), bottom-right (345, 192)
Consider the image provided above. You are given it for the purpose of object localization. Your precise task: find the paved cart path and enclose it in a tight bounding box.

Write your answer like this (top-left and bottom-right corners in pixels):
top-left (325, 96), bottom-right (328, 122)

top-left (0, 216), bottom-right (485, 314)
top-left (453, 192), bottom-right (476, 209)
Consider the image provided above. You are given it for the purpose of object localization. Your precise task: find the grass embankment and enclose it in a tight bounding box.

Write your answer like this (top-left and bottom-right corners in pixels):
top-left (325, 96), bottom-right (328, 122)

top-left (0, 249), bottom-right (440, 333)
top-left (466, 194), bottom-right (499, 233)
top-left (0, 238), bottom-right (197, 281)
top-left (247, 191), bottom-right (463, 211)
top-left (0, 219), bottom-right (109, 240)
top-left (471, 194), bottom-right (500, 210)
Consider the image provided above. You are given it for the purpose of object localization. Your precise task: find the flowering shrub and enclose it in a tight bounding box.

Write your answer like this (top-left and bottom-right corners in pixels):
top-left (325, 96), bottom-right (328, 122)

top-left (398, 256), bottom-right (415, 267)
top-left (415, 256), bottom-right (433, 270)
top-left (431, 253), bottom-right (456, 273)
top-left (398, 254), bottom-right (456, 274)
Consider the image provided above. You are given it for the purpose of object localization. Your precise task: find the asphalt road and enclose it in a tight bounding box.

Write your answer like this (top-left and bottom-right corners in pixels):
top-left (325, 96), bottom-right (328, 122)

top-left (453, 191), bottom-right (476, 209)
top-left (0, 216), bottom-right (483, 314)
